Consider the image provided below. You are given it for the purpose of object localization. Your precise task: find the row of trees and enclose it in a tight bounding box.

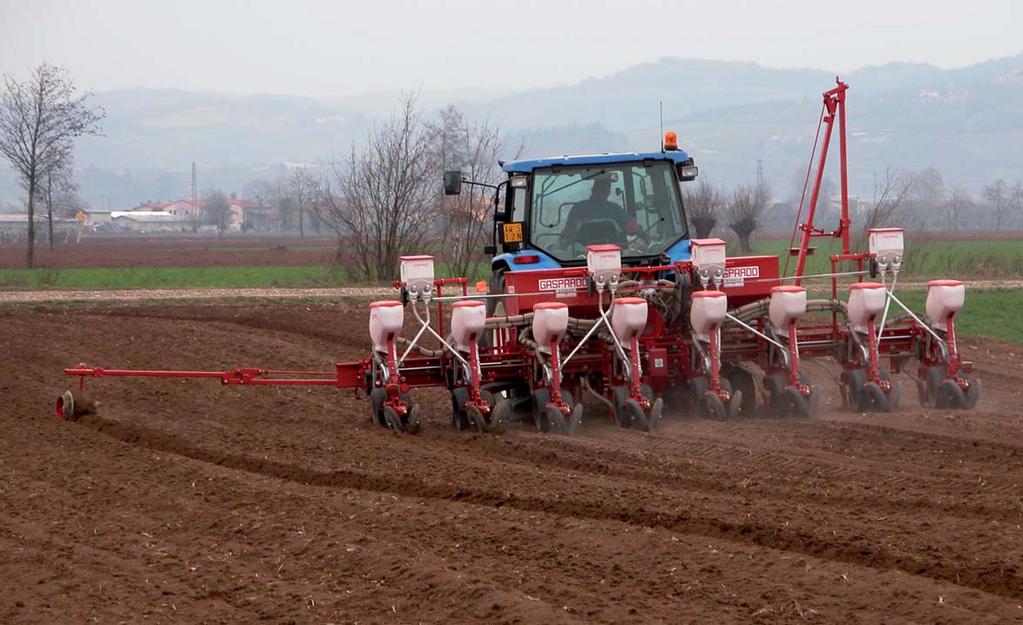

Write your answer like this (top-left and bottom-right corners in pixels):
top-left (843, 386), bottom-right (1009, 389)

top-left (226, 97), bottom-right (513, 281)
top-left (3, 64), bottom-right (1021, 274)
top-left (683, 177), bottom-right (772, 253)
top-left (689, 164), bottom-right (1023, 252)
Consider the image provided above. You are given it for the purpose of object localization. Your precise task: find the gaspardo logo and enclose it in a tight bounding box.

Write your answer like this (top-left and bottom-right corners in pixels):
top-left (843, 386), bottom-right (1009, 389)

top-left (723, 265), bottom-right (760, 287)
top-left (538, 277), bottom-right (589, 292)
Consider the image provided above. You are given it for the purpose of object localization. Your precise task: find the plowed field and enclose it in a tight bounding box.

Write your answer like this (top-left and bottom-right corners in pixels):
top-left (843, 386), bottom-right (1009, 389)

top-left (2, 300), bottom-right (1021, 624)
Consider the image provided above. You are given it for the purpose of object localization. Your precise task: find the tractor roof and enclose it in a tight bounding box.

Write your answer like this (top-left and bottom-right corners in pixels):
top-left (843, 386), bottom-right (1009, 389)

top-left (501, 150), bottom-right (691, 174)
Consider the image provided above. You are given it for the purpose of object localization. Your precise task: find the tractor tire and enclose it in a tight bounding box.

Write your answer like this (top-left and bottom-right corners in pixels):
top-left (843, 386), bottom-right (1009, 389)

top-left (862, 381), bottom-right (889, 412)
top-left (846, 368), bottom-right (868, 412)
top-left (724, 364), bottom-right (757, 416)
top-left (639, 384), bottom-right (663, 429)
top-left (625, 399), bottom-right (650, 432)
top-left (965, 375), bottom-right (982, 410)
top-left (370, 388), bottom-right (387, 427)
top-left (938, 379), bottom-right (967, 409)
top-left (532, 388), bottom-right (551, 432)
top-left (490, 398), bottom-right (513, 433)
top-left (382, 405), bottom-right (404, 432)
top-left (612, 386), bottom-right (631, 428)
top-left (776, 386), bottom-right (811, 418)
top-left (451, 387), bottom-right (470, 430)
top-left (922, 366), bottom-right (946, 408)
top-left (466, 403), bottom-right (488, 432)
top-left (545, 406), bottom-right (569, 435)
top-left (702, 392), bottom-right (727, 420)
top-left (406, 403), bottom-right (422, 434)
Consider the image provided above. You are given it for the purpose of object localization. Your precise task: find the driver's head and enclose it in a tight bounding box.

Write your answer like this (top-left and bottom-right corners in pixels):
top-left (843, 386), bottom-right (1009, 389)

top-left (590, 174), bottom-right (612, 199)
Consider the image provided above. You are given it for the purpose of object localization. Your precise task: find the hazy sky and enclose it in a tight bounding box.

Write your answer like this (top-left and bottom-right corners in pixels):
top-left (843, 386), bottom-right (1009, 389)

top-left (1, 0), bottom-right (1020, 97)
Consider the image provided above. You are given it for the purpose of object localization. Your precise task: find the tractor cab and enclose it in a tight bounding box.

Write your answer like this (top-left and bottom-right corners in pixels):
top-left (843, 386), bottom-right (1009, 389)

top-left (445, 134), bottom-right (699, 276)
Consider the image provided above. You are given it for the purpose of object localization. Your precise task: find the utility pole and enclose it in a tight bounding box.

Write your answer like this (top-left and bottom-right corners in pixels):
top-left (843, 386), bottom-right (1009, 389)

top-left (191, 161), bottom-right (198, 233)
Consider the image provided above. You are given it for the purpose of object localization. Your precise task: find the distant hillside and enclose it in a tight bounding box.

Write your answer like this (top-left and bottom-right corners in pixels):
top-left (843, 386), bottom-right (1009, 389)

top-left (1, 54), bottom-right (1021, 208)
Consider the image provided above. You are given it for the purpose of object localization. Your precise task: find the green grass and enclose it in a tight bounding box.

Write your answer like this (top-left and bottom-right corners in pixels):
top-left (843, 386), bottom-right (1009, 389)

top-left (743, 238), bottom-right (1023, 279)
top-left (0, 260), bottom-right (489, 290)
top-left (0, 265), bottom-right (351, 290)
top-left (882, 288), bottom-right (1023, 344)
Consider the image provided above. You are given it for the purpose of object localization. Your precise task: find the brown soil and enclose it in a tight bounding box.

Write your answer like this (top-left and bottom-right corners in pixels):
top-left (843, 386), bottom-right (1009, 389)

top-left (1, 300), bottom-right (1022, 624)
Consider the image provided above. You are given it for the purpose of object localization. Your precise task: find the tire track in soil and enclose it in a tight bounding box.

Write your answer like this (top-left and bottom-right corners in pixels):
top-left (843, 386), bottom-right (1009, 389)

top-left (468, 430), bottom-right (1023, 524)
top-left (590, 421), bottom-right (1023, 495)
top-left (74, 412), bottom-right (1023, 601)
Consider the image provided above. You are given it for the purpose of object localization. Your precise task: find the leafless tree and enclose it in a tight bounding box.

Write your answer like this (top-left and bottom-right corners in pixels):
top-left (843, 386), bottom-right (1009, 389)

top-left (317, 94), bottom-right (438, 282)
top-left (683, 178), bottom-right (726, 238)
top-left (856, 168), bottom-right (916, 246)
top-left (913, 167), bottom-right (945, 203)
top-left (786, 168), bottom-right (836, 227)
top-left (43, 161), bottom-right (76, 249)
top-left (287, 167), bottom-right (320, 238)
top-left (203, 189), bottom-right (231, 236)
top-left (245, 178), bottom-right (295, 231)
top-left (981, 179), bottom-right (1010, 230)
top-left (427, 105), bottom-right (516, 280)
top-left (947, 186), bottom-right (972, 231)
top-left (726, 178), bottom-right (771, 254)
top-left (0, 64), bottom-right (103, 267)
top-left (1010, 181), bottom-right (1023, 225)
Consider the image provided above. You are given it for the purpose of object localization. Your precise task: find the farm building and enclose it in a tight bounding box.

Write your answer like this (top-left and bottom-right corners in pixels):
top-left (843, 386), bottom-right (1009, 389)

top-left (0, 213), bottom-right (80, 243)
top-left (110, 211), bottom-right (191, 232)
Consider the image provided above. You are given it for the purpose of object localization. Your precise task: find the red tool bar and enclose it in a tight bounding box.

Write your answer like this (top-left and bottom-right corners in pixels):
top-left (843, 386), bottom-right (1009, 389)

top-left (65, 362), bottom-right (368, 389)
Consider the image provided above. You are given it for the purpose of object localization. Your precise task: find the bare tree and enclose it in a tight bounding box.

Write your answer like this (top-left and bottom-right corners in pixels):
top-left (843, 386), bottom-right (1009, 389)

top-left (287, 167), bottom-right (320, 238)
top-left (203, 189), bottom-right (231, 236)
top-left (913, 167), bottom-right (945, 203)
top-left (427, 105), bottom-right (515, 280)
top-left (1010, 181), bottom-right (1023, 225)
top-left (857, 168), bottom-right (916, 246)
top-left (947, 186), bottom-right (972, 231)
top-left (318, 94), bottom-right (438, 282)
top-left (981, 179), bottom-right (1010, 230)
top-left (726, 178), bottom-right (771, 254)
top-left (0, 64), bottom-right (103, 267)
top-left (245, 178), bottom-right (296, 232)
top-left (682, 178), bottom-right (726, 238)
top-left (42, 158), bottom-right (77, 249)
top-left (786, 168), bottom-right (836, 228)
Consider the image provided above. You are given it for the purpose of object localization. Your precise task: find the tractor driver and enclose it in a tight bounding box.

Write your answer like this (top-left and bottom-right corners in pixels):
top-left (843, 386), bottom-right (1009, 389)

top-left (562, 173), bottom-right (631, 246)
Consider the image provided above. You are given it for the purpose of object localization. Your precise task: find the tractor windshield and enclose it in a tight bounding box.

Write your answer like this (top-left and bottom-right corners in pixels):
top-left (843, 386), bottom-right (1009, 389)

top-left (530, 161), bottom-right (687, 260)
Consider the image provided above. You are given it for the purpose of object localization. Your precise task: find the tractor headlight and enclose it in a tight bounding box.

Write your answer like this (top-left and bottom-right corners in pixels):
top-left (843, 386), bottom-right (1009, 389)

top-left (678, 165), bottom-right (699, 181)
top-left (510, 176), bottom-right (528, 188)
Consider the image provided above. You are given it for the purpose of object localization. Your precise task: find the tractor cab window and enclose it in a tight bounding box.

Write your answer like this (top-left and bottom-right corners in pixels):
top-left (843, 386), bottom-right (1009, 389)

top-left (530, 161), bottom-right (687, 260)
top-left (508, 186), bottom-right (527, 222)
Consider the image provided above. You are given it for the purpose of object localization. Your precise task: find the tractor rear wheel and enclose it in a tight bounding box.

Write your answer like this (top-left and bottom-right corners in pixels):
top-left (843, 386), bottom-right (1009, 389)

top-left (625, 399), bottom-right (650, 431)
top-left (451, 387), bottom-right (470, 430)
top-left (370, 388), bottom-right (387, 427)
top-left (938, 379), bottom-right (967, 409)
top-left (466, 404), bottom-right (488, 432)
top-left (531, 388), bottom-right (552, 432)
top-left (724, 365), bottom-right (757, 416)
top-left (382, 405), bottom-right (404, 432)
top-left (965, 375), bottom-right (982, 409)
top-left (846, 368), bottom-right (868, 411)
top-left (406, 403), bottom-right (422, 434)
top-left (544, 406), bottom-right (569, 435)
top-left (490, 396), bottom-right (513, 433)
top-left (702, 392), bottom-right (727, 420)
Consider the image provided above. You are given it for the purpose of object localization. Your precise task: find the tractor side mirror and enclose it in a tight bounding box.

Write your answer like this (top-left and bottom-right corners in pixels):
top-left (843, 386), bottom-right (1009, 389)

top-left (443, 171), bottom-right (462, 196)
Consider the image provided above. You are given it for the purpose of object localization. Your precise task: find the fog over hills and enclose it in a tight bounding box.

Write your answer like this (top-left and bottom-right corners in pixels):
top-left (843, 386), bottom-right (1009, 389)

top-left (2, 54), bottom-right (1021, 208)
